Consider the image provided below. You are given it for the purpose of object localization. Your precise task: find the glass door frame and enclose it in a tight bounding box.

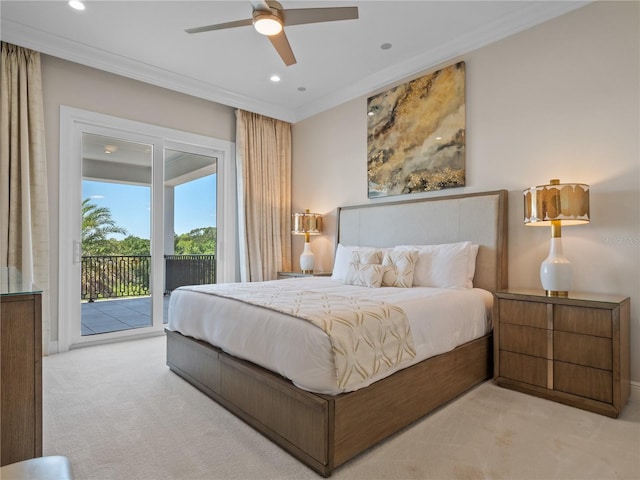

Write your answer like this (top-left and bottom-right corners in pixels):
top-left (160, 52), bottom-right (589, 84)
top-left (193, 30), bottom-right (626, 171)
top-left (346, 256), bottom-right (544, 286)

top-left (58, 106), bottom-right (236, 352)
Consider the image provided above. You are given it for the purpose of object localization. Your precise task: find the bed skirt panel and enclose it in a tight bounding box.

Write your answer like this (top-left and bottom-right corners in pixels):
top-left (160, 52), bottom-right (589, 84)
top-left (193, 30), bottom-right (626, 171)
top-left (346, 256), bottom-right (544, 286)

top-left (332, 334), bottom-right (492, 467)
top-left (165, 329), bottom-right (492, 477)
top-left (166, 329), bottom-right (334, 474)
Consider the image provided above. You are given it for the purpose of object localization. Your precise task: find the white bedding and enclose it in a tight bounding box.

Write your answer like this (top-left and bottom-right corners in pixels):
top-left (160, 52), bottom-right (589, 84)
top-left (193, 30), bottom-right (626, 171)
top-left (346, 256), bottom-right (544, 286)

top-left (167, 277), bottom-right (493, 395)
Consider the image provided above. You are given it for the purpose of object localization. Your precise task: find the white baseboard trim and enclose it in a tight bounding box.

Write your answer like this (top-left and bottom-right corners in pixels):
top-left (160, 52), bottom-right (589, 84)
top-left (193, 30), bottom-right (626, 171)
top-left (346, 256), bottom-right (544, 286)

top-left (48, 341), bottom-right (59, 355)
top-left (48, 331), bottom-right (166, 355)
top-left (630, 381), bottom-right (640, 403)
top-left (68, 330), bottom-right (165, 350)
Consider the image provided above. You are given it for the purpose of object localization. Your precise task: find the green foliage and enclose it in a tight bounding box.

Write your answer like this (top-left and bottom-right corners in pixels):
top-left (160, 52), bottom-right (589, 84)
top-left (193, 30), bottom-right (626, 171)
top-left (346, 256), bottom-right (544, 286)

top-left (119, 235), bottom-right (151, 255)
top-left (174, 227), bottom-right (216, 254)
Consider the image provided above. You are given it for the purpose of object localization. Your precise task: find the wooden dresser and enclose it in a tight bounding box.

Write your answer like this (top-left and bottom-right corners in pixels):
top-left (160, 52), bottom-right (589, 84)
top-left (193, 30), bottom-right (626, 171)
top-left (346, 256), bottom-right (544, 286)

top-left (493, 289), bottom-right (630, 418)
top-left (1, 268), bottom-right (42, 466)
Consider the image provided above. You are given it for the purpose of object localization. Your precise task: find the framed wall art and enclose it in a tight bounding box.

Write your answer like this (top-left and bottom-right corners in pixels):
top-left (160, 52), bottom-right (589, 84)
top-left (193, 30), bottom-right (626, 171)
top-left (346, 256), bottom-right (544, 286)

top-left (367, 61), bottom-right (466, 198)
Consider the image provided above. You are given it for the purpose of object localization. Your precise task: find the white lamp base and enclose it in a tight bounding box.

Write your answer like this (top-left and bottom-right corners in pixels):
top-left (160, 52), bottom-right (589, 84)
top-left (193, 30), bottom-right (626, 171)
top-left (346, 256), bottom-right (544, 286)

top-left (540, 237), bottom-right (571, 297)
top-left (300, 242), bottom-right (315, 274)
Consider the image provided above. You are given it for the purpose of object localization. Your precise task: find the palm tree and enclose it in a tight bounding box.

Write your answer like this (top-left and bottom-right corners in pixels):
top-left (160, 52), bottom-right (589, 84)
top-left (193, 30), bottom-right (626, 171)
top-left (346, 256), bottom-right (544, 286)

top-left (82, 198), bottom-right (127, 255)
top-left (81, 199), bottom-right (138, 301)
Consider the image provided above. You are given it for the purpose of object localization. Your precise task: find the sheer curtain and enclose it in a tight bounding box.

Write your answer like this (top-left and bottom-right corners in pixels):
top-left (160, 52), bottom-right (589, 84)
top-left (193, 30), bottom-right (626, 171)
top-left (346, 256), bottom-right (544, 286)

top-left (236, 109), bottom-right (292, 281)
top-left (1, 42), bottom-right (50, 354)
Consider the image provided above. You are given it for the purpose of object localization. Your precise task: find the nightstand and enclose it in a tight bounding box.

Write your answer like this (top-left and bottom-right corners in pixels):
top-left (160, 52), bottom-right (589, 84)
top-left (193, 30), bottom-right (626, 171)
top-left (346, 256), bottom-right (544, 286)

top-left (277, 271), bottom-right (332, 279)
top-left (493, 289), bottom-right (630, 418)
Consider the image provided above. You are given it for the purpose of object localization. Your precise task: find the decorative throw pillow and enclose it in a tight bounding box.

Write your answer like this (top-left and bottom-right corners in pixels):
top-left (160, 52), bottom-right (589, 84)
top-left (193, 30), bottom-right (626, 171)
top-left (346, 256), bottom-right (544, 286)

top-left (381, 250), bottom-right (418, 288)
top-left (351, 250), bottom-right (383, 265)
top-left (395, 242), bottom-right (472, 289)
top-left (331, 244), bottom-right (383, 281)
top-left (344, 263), bottom-right (386, 288)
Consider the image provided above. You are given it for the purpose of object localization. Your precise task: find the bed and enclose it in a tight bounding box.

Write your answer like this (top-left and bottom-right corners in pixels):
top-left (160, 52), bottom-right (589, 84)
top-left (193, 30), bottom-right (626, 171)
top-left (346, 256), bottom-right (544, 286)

top-left (165, 189), bottom-right (508, 476)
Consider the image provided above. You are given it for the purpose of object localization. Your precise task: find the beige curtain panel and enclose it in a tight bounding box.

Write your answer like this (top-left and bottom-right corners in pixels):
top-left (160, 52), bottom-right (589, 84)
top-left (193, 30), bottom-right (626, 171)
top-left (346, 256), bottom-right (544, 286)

top-left (236, 109), bottom-right (292, 282)
top-left (1, 42), bottom-right (50, 354)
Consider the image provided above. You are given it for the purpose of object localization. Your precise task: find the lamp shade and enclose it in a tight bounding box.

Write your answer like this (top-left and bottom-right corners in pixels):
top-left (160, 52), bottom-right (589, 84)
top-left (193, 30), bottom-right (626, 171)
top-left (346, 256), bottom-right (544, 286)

top-left (523, 179), bottom-right (590, 297)
top-left (524, 180), bottom-right (590, 227)
top-left (292, 210), bottom-right (322, 237)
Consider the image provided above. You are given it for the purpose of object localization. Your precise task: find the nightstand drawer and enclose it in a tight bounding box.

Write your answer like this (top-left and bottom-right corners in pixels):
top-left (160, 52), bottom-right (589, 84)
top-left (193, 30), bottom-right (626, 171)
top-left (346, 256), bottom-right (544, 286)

top-left (499, 351), bottom-right (547, 388)
top-left (554, 361), bottom-right (612, 403)
top-left (554, 305), bottom-right (612, 338)
top-left (500, 324), bottom-right (548, 358)
top-left (554, 331), bottom-right (612, 370)
top-left (499, 300), bottom-right (547, 328)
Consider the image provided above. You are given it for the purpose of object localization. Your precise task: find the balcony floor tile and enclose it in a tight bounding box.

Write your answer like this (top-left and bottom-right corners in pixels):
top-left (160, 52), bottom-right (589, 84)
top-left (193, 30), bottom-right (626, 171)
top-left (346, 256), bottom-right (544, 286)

top-left (81, 296), bottom-right (169, 336)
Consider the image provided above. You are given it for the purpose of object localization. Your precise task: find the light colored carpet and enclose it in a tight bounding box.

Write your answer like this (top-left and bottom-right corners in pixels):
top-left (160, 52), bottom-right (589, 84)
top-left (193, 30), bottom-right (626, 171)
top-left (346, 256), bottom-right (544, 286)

top-left (43, 336), bottom-right (640, 480)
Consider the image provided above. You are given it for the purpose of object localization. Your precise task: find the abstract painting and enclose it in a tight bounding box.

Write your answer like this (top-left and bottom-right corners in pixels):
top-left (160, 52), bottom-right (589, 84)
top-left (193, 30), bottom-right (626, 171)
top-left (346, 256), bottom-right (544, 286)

top-left (367, 61), bottom-right (466, 198)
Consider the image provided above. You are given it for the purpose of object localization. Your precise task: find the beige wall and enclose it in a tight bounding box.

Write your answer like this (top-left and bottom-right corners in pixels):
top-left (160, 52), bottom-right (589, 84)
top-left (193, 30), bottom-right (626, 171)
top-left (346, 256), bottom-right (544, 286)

top-left (292, 2), bottom-right (640, 382)
top-left (41, 56), bottom-right (235, 344)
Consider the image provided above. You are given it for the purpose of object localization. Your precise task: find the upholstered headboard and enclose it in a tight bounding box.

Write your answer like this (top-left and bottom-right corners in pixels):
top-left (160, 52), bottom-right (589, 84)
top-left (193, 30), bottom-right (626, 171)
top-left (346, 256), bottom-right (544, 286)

top-left (336, 190), bottom-right (508, 293)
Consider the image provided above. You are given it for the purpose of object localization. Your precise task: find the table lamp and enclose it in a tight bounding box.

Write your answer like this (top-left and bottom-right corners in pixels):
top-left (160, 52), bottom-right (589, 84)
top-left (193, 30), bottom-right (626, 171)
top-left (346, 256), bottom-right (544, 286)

top-left (524, 179), bottom-right (590, 297)
top-left (292, 209), bottom-right (322, 273)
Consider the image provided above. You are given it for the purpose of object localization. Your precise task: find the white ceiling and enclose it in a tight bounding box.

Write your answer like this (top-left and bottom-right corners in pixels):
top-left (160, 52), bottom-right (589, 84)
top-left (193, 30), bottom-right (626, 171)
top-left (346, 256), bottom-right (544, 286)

top-left (1, 0), bottom-right (589, 123)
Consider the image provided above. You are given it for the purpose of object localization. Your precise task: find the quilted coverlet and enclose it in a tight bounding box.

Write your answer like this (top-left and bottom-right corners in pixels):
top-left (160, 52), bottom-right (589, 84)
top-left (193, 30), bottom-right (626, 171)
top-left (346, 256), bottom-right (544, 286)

top-left (180, 282), bottom-right (416, 389)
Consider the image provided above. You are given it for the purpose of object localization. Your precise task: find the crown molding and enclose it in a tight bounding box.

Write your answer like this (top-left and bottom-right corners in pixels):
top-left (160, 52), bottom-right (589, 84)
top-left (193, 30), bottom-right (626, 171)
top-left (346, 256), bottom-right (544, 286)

top-left (2, 1), bottom-right (589, 124)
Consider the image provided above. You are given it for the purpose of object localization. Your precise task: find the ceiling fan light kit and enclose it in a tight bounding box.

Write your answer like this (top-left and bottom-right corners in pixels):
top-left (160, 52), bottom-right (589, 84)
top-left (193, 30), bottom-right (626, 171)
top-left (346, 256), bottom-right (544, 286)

top-left (253, 10), bottom-right (283, 36)
top-left (185, 0), bottom-right (358, 66)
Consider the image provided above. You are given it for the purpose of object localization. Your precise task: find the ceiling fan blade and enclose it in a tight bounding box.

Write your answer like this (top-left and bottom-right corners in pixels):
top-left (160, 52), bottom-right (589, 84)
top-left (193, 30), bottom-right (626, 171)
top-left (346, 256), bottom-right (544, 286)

top-left (185, 18), bottom-right (253, 34)
top-left (268, 30), bottom-right (297, 66)
top-left (283, 7), bottom-right (358, 27)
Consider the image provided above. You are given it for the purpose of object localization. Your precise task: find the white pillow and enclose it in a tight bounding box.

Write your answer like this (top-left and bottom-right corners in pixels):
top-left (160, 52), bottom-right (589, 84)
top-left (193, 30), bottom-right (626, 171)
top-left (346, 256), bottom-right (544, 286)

top-left (467, 244), bottom-right (479, 288)
top-left (381, 250), bottom-right (418, 288)
top-left (331, 244), bottom-right (383, 281)
top-left (395, 242), bottom-right (472, 289)
top-left (344, 262), bottom-right (386, 288)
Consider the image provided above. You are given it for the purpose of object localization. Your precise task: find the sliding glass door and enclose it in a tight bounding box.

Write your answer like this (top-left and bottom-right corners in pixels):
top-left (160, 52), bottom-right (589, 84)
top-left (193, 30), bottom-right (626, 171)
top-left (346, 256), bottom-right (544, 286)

top-left (58, 107), bottom-right (236, 351)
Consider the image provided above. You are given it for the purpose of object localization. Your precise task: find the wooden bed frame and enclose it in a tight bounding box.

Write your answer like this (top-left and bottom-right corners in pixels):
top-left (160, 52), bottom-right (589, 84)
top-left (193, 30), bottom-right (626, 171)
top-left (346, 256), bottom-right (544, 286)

top-left (166, 190), bottom-right (508, 477)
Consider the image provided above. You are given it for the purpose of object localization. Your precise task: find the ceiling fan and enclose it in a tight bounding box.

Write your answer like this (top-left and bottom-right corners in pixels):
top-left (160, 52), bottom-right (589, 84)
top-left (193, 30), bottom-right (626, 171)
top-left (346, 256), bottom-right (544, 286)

top-left (185, 0), bottom-right (358, 67)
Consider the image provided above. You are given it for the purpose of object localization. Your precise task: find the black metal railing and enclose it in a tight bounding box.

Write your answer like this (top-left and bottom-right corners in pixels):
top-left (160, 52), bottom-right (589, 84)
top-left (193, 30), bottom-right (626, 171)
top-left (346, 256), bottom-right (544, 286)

top-left (164, 254), bottom-right (216, 292)
top-left (81, 254), bottom-right (216, 301)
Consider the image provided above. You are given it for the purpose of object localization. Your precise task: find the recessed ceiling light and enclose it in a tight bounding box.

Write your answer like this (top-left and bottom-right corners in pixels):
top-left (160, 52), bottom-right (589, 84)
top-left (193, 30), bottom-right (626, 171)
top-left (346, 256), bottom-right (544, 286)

top-left (270, 75), bottom-right (281, 82)
top-left (68, 1), bottom-right (85, 11)
top-left (380, 43), bottom-right (392, 50)
top-left (297, 87), bottom-right (306, 92)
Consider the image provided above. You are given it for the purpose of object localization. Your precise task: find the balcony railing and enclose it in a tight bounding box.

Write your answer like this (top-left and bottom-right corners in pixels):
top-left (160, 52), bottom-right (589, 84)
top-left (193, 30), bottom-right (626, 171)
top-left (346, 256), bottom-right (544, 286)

top-left (81, 254), bottom-right (216, 301)
top-left (164, 254), bottom-right (216, 292)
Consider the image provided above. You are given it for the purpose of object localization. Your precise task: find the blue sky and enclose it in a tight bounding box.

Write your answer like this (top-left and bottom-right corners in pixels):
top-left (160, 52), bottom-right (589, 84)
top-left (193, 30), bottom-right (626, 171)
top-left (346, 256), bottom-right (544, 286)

top-left (82, 174), bottom-right (216, 239)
